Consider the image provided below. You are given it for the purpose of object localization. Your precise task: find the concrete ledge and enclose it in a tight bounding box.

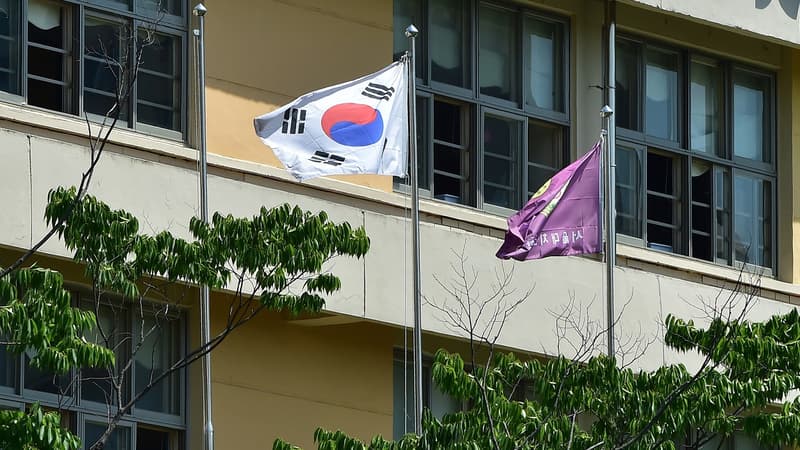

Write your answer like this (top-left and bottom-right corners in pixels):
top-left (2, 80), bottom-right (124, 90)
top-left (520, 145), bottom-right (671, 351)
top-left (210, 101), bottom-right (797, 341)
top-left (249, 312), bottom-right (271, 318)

top-left (2, 99), bottom-right (798, 304)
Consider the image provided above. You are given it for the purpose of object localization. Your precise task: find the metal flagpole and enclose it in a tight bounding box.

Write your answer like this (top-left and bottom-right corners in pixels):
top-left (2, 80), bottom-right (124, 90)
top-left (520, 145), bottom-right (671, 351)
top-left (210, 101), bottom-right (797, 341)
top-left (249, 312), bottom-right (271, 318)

top-left (603, 0), bottom-right (617, 358)
top-left (405, 24), bottom-right (424, 435)
top-left (193, 4), bottom-right (214, 450)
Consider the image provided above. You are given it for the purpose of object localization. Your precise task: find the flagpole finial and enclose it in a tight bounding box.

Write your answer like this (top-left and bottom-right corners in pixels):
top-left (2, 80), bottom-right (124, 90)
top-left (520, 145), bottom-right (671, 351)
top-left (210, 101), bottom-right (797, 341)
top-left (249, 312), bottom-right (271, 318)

top-left (600, 105), bottom-right (614, 117)
top-left (405, 24), bottom-right (419, 38)
top-left (193, 3), bottom-right (207, 16)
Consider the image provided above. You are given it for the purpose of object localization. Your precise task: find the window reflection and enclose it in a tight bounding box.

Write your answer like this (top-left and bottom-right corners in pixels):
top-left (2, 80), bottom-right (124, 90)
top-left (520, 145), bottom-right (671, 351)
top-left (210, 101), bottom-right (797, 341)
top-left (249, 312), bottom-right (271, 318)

top-left (393, 357), bottom-right (459, 440)
top-left (81, 301), bottom-right (129, 406)
top-left (392, 0), bottom-right (423, 78)
top-left (715, 167), bottom-right (731, 264)
top-left (430, 0), bottom-right (468, 88)
top-left (134, 314), bottom-right (180, 415)
top-left (733, 70), bottom-right (770, 163)
top-left (690, 59), bottom-right (722, 155)
top-left (525, 17), bottom-right (563, 112)
top-left (479, 4), bottom-right (517, 101)
top-left (734, 174), bottom-right (771, 268)
top-left (140, 0), bottom-right (180, 16)
top-left (645, 48), bottom-right (678, 141)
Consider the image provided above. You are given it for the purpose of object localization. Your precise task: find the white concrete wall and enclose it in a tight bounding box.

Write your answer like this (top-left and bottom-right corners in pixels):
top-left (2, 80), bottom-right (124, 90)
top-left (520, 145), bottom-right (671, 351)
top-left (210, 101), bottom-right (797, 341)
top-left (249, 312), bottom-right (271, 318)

top-left (0, 121), bottom-right (796, 374)
top-left (624, 0), bottom-right (800, 47)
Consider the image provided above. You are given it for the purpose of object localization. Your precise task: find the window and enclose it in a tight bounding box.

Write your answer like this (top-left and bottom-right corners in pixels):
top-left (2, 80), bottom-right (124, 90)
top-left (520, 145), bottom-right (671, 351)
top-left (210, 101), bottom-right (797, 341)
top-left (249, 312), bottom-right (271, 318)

top-left (394, 0), bottom-right (570, 213)
top-left (393, 351), bottom-right (462, 439)
top-left (615, 37), bottom-right (776, 271)
top-left (134, 311), bottom-right (181, 416)
top-left (696, 432), bottom-right (776, 450)
top-left (0, 0), bottom-right (21, 94)
top-left (0, 289), bottom-right (186, 449)
top-left (84, 419), bottom-right (131, 450)
top-left (0, 0), bottom-right (186, 138)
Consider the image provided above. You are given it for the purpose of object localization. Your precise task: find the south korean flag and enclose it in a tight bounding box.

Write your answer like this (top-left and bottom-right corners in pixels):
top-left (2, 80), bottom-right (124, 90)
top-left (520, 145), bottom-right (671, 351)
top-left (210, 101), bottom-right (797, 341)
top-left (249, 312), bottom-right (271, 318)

top-left (254, 58), bottom-right (409, 181)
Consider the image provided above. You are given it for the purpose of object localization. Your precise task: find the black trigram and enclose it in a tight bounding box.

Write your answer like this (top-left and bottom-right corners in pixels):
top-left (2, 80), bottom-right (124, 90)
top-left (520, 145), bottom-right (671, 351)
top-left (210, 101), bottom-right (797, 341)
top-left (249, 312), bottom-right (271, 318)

top-left (281, 108), bottom-right (307, 134)
top-left (309, 151), bottom-right (345, 166)
top-left (361, 83), bottom-right (395, 100)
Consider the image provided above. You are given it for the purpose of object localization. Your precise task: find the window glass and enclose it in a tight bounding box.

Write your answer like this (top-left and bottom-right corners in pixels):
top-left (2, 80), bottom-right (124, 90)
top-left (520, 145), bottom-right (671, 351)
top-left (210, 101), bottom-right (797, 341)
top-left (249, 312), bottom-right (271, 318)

top-left (392, 358), bottom-right (414, 439)
top-left (392, 1), bottom-right (570, 213)
top-left (28, 0), bottom-right (70, 112)
top-left (733, 433), bottom-right (770, 450)
top-left (392, 0), bottom-right (423, 78)
top-left (646, 151), bottom-right (681, 252)
top-left (84, 421), bottom-right (131, 450)
top-left (84, 17), bottom-right (128, 120)
top-left (733, 70), bottom-right (771, 163)
top-left (615, 39), bottom-right (640, 131)
top-left (645, 47), bottom-right (679, 141)
top-left (715, 167), bottom-right (731, 264)
top-left (479, 4), bottom-right (517, 101)
top-left (416, 96), bottom-right (429, 189)
top-left (525, 16), bottom-right (563, 112)
top-left (615, 145), bottom-right (643, 239)
top-left (81, 302), bottom-right (129, 405)
top-left (691, 160), bottom-right (713, 261)
top-left (527, 121), bottom-right (562, 198)
top-left (690, 59), bottom-right (722, 155)
top-left (734, 173), bottom-right (771, 268)
top-left (134, 314), bottom-right (180, 415)
top-left (430, 0), bottom-right (468, 88)
top-left (137, 31), bottom-right (180, 131)
top-left (140, 0), bottom-right (181, 16)
top-left (0, 347), bottom-right (14, 388)
top-left (24, 349), bottom-right (71, 395)
top-left (433, 100), bottom-right (466, 204)
top-left (483, 113), bottom-right (520, 209)
top-left (137, 427), bottom-right (172, 450)
top-left (392, 358), bottom-right (459, 440)
top-left (398, 96), bottom-right (430, 189)
top-left (0, 0), bottom-right (20, 94)
top-left (429, 375), bottom-right (460, 421)
top-left (613, 37), bottom-right (775, 269)
top-left (699, 435), bottom-right (725, 449)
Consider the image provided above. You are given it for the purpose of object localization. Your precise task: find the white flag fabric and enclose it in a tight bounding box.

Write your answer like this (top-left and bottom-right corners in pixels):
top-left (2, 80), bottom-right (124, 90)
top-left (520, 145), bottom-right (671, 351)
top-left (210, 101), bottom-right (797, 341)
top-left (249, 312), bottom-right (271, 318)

top-left (254, 59), bottom-right (409, 181)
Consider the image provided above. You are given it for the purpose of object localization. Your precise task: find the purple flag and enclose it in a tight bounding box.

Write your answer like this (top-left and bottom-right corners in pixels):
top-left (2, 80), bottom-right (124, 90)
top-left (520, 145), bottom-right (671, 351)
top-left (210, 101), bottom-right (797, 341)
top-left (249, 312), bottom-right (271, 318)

top-left (496, 141), bottom-right (602, 261)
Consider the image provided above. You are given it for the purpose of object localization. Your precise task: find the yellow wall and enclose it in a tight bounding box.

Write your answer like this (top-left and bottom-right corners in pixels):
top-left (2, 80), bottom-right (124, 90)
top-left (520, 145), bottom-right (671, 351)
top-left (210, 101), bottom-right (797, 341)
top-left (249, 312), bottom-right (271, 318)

top-left (777, 48), bottom-right (800, 283)
top-left (203, 0), bottom-right (395, 191)
top-left (204, 296), bottom-right (396, 449)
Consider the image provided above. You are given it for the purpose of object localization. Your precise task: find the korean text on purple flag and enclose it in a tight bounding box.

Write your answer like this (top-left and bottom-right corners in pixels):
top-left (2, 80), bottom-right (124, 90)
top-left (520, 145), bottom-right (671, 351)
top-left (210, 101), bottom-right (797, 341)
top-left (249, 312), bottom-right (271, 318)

top-left (496, 142), bottom-right (602, 261)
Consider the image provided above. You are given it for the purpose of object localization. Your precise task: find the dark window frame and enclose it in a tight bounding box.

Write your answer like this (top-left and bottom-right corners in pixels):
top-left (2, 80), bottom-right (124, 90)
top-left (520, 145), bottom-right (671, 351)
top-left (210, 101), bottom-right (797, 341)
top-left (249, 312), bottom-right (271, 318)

top-left (0, 0), bottom-right (187, 140)
top-left (0, 287), bottom-right (187, 449)
top-left (615, 34), bottom-right (777, 273)
top-left (393, 0), bottom-right (571, 215)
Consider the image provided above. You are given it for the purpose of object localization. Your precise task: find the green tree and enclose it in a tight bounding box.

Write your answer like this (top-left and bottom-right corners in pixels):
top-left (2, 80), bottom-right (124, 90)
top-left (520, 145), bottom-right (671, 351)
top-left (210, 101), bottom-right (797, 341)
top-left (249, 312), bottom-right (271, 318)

top-left (0, 187), bottom-right (370, 449)
top-left (276, 254), bottom-right (800, 450)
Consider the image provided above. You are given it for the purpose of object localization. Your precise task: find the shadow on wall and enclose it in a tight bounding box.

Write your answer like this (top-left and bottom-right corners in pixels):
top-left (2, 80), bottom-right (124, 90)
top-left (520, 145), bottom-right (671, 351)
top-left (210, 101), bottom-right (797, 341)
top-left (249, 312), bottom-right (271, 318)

top-left (755, 0), bottom-right (800, 19)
